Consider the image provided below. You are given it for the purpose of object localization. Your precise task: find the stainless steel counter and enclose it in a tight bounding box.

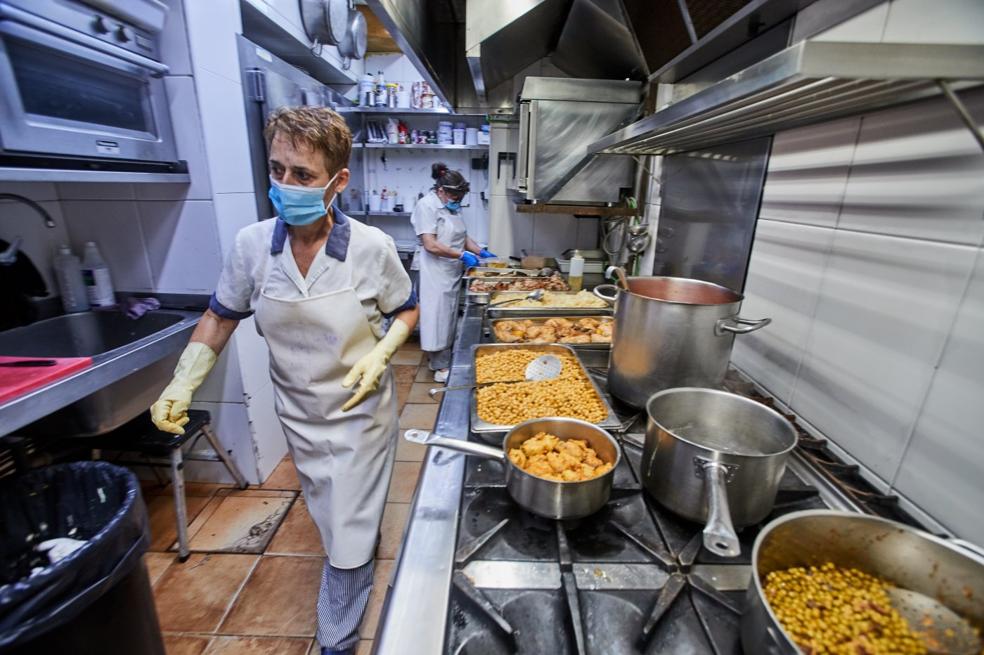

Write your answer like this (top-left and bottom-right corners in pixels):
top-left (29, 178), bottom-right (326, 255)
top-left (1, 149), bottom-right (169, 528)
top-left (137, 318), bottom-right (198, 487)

top-left (375, 304), bottom-right (484, 655)
top-left (0, 310), bottom-right (200, 437)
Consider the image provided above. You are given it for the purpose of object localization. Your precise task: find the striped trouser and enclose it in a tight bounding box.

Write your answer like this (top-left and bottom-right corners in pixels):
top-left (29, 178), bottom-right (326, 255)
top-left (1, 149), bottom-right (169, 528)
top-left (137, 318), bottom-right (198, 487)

top-left (317, 558), bottom-right (375, 651)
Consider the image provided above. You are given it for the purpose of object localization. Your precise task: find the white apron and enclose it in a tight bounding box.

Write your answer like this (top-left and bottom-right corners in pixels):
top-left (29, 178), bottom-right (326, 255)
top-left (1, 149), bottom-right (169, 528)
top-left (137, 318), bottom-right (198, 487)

top-left (254, 263), bottom-right (398, 569)
top-left (418, 208), bottom-right (467, 352)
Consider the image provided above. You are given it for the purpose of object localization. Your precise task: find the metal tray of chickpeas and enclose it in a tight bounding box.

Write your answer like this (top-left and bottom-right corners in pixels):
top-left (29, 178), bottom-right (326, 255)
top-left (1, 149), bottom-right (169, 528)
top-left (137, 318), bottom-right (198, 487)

top-left (484, 290), bottom-right (613, 318)
top-left (489, 316), bottom-right (613, 350)
top-left (469, 343), bottom-right (622, 434)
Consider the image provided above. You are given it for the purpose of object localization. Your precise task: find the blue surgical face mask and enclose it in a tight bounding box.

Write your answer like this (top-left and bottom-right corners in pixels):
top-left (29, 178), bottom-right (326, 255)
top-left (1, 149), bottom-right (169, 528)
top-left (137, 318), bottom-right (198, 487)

top-left (444, 200), bottom-right (461, 213)
top-left (268, 172), bottom-right (339, 226)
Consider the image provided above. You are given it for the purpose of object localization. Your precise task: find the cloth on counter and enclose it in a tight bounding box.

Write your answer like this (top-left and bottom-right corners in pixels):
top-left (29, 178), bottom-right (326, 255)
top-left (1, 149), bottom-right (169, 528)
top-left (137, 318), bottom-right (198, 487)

top-left (124, 296), bottom-right (161, 319)
top-left (317, 558), bottom-right (374, 650)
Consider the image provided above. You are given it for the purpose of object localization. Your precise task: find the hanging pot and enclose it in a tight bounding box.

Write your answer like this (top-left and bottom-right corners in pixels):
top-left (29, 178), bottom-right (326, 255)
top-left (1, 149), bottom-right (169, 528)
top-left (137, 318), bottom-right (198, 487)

top-left (336, 8), bottom-right (367, 69)
top-left (299, 0), bottom-right (349, 46)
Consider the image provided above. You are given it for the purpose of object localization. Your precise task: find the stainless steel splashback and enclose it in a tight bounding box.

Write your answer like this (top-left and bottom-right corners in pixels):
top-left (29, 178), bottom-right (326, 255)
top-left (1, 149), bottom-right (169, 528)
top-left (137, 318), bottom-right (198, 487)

top-left (513, 77), bottom-right (641, 204)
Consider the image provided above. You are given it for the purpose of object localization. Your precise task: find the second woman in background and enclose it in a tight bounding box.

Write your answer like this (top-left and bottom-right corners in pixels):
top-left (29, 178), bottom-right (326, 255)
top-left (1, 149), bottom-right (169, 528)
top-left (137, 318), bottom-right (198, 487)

top-left (411, 162), bottom-right (492, 382)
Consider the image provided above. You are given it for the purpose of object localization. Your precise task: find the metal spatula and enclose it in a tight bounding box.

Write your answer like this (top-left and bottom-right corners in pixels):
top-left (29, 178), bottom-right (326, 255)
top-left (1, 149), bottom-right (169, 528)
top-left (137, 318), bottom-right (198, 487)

top-left (429, 354), bottom-right (562, 397)
top-left (886, 587), bottom-right (981, 655)
top-left (487, 289), bottom-right (544, 307)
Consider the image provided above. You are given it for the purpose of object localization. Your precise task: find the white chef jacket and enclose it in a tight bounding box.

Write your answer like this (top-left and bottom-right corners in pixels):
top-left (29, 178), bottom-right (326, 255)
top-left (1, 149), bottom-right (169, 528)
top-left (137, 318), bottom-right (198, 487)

top-left (209, 207), bottom-right (415, 337)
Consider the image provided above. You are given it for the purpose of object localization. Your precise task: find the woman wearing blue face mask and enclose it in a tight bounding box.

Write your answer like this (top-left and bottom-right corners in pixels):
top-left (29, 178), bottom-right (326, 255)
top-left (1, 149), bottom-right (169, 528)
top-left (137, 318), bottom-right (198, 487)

top-left (411, 163), bottom-right (491, 382)
top-left (149, 107), bottom-right (419, 655)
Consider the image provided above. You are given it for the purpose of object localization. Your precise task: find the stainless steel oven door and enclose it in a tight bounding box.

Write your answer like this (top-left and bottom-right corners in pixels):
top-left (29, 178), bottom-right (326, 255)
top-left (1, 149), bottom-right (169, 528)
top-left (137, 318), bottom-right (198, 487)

top-left (0, 14), bottom-right (177, 162)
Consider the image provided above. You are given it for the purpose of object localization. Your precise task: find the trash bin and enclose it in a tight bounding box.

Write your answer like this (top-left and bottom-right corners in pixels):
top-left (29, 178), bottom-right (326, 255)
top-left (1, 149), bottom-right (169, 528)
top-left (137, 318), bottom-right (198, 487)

top-left (0, 462), bottom-right (164, 655)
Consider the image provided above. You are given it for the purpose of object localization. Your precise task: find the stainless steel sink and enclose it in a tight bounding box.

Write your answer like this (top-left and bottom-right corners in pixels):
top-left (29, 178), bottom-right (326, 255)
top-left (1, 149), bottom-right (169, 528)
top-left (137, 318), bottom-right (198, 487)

top-left (0, 310), bottom-right (200, 437)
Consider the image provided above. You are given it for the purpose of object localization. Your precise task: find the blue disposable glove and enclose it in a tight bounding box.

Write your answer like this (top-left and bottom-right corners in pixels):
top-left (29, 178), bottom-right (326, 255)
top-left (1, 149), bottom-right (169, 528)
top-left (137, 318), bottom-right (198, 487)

top-left (479, 248), bottom-right (496, 258)
top-left (460, 251), bottom-right (480, 267)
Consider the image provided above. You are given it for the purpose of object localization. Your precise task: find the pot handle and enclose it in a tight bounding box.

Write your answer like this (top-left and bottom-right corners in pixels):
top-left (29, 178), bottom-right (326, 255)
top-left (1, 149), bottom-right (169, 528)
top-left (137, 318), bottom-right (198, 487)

top-left (698, 459), bottom-right (742, 558)
top-left (715, 316), bottom-right (772, 336)
top-left (404, 430), bottom-right (505, 461)
top-left (949, 538), bottom-right (984, 563)
top-left (593, 284), bottom-right (619, 304)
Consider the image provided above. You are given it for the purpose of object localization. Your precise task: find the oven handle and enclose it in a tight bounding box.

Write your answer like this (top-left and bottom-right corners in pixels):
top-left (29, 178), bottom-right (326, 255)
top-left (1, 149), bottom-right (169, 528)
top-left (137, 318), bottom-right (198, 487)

top-left (0, 3), bottom-right (169, 77)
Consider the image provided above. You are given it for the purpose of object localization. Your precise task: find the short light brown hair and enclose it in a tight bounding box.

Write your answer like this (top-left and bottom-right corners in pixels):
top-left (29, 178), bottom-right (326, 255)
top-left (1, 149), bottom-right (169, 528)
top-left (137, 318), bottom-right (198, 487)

top-left (264, 106), bottom-right (352, 174)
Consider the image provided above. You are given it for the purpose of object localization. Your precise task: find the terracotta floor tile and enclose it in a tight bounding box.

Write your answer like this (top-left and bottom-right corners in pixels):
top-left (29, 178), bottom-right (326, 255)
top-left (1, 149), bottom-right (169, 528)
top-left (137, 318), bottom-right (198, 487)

top-left (187, 490), bottom-right (295, 554)
top-left (395, 382), bottom-right (412, 408)
top-left (391, 365), bottom-right (418, 385)
top-left (145, 552), bottom-right (175, 586)
top-left (395, 431), bottom-right (426, 462)
top-left (415, 366), bottom-right (434, 382)
top-left (220, 556), bottom-right (321, 637)
top-left (376, 503), bottom-right (411, 559)
top-left (407, 382), bottom-right (437, 404)
top-left (386, 461), bottom-right (422, 503)
top-left (397, 340), bottom-right (421, 352)
top-left (398, 403), bottom-right (439, 430)
top-left (261, 458), bottom-right (302, 491)
top-left (203, 636), bottom-right (310, 655)
top-left (147, 493), bottom-right (214, 552)
top-left (390, 350), bottom-right (422, 366)
top-left (266, 498), bottom-right (324, 556)
top-left (359, 559), bottom-right (395, 639)
top-left (163, 634), bottom-right (211, 655)
top-left (144, 481), bottom-right (230, 498)
top-left (153, 553), bottom-right (258, 632)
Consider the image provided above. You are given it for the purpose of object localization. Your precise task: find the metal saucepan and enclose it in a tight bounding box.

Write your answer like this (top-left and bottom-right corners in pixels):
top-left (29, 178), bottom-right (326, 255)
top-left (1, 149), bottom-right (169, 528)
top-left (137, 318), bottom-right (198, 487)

top-left (743, 510), bottom-right (984, 655)
top-left (404, 417), bottom-right (620, 520)
top-left (643, 388), bottom-right (797, 558)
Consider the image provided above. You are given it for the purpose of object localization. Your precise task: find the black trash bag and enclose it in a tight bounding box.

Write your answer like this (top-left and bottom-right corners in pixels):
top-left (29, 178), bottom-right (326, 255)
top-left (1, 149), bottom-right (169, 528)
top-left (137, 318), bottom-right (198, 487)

top-left (0, 462), bottom-right (149, 649)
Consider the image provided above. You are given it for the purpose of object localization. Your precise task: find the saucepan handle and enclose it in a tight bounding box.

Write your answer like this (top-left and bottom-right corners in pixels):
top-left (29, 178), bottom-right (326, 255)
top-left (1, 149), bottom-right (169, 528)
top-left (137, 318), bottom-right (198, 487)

top-left (593, 284), bottom-right (619, 304)
top-left (404, 430), bottom-right (505, 461)
top-left (698, 459), bottom-right (742, 558)
top-left (715, 316), bottom-right (772, 336)
top-left (429, 384), bottom-right (472, 397)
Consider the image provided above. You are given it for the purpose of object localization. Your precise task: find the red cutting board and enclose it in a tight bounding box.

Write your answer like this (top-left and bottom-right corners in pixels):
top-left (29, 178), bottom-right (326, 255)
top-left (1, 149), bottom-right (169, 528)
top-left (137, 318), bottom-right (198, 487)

top-left (0, 356), bottom-right (93, 404)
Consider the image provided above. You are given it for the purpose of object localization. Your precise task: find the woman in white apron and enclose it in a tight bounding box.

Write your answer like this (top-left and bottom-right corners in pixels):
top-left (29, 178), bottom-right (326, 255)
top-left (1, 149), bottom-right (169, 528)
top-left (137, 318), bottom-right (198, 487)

top-left (410, 163), bottom-right (493, 382)
top-left (149, 107), bottom-right (418, 655)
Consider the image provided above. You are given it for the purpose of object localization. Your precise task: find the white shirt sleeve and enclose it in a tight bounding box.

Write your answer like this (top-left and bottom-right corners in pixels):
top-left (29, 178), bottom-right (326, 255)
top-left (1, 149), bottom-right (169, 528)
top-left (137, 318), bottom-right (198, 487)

top-left (376, 235), bottom-right (415, 316)
top-left (411, 195), bottom-right (439, 237)
top-left (211, 228), bottom-right (256, 318)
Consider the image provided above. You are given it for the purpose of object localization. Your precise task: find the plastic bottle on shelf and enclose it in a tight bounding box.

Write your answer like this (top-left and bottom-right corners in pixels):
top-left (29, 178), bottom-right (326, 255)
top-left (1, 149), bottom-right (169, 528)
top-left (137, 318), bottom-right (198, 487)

top-left (452, 125), bottom-right (465, 145)
top-left (386, 118), bottom-right (399, 144)
top-left (373, 70), bottom-right (386, 106)
top-left (437, 121), bottom-right (453, 145)
top-left (80, 241), bottom-right (116, 307)
top-left (380, 188), bottom-right (392, 212)
top-left (369, 189), bottom-right (381, 212)
top-left (568, 249), bottom-right (585, 292)
top-left (359, 73), bottom-right (374, 106)
top-left (53, 244), bottom-right (90, 313)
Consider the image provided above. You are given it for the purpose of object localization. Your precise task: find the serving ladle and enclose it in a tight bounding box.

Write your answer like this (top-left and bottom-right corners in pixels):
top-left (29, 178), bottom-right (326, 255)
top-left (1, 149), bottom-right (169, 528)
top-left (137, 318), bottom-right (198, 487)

top-left (429, 354), bottom-right (562, 398)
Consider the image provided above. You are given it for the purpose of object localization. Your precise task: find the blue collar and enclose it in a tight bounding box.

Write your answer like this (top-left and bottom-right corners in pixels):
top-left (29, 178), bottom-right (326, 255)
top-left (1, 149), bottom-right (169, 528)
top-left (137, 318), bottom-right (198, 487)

top-left (270, 206), bottom-right (350, 262)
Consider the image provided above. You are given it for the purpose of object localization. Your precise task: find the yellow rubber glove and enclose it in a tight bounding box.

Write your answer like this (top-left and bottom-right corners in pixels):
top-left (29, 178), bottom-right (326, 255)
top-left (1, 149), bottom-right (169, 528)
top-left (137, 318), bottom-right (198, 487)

top-left (341, 319), bottom-right (411, 412)
top-left (150, 341), bottom-right (217, 434)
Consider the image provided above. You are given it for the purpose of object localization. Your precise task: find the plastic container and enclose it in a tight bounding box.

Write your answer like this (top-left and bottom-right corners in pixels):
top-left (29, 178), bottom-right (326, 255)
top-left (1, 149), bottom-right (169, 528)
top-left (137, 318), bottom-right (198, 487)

top-left (568, 250), bottom-right (585, 292)
top-left (0, 462), bottom-right (163, 655)
top-left (477, 124), bottom-right (491, 145)
top-left (359, 73), bottom-right (374, 106)
top-left (465, 127), bottom-right (479, 145)
top-left (386, 118), bottom-right (399, 144)
top-left (53, 245), bottom-right (90, 313)
top-left (452, 127), bottom-right (465, 145)
top-left (369, 190), bottom-right (381, 212)
top-left (80, 241), bottom-right (115, 307)
top-left (396, 83), bottom-right (411, 108)
top-left (437, 121), bottom-right (453, 145)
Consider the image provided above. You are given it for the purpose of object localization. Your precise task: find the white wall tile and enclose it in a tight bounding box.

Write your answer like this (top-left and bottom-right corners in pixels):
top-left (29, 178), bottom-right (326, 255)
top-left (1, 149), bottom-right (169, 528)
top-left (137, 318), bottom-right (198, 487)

top-left (159, 0), bottom-right (192, 76)
top-left (137, 200), bottom-right (222, 293)
top-left (733, 220), bottom-right (834, 404)
top-left (182, 0), bottom-right (242, 83)
top-left (247, 379), bottom-right (288, 481)
top-left (185, 400), bottom-right (259, 484)
top-left (760, 118), bottom-right (860, 228)
top-left (0, 199), bottom-right (70, 295)
top-left (892, 249), bottom-right (984, 543)
top-left (575, 218), bottom-right (600, 250)
top-left (532, 214), bottom-right (579, 254)
top-left (882, 0), bottom-right (984, 45)
top-left (136, 76), bottom-right (212, 202)
top-left (61, 200), bottom-right (154, 292)
top-left (838, 90), bottom-right (984, 245)
top-left (810, 2), bottom-right (889, 42)
top-left (790, 231), bottom-right (976, 481)
top-left (214, 192), bottom-right (260, 254)
top-left (194, 69), bottom-right (255, 194)
top-left (195, 342), bottom-right (245, 403)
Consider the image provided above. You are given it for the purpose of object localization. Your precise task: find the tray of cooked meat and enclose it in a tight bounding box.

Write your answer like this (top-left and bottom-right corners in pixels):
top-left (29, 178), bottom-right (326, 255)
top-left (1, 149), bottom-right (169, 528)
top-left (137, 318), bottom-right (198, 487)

top-left (489, 316), bottom-right (612, 349)
top-left (467, 273), bottom-right (570, 303)
top-left (464, 267), bottom-right (544, 278)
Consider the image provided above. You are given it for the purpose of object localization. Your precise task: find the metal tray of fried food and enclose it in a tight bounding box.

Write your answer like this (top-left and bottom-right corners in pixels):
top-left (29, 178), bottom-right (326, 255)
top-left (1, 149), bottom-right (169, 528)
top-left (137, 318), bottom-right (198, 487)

top-left (485, 291), bottom-right (613, 318)
top-left (489, 316), bottom-right (613, 350)
top-left (467, 276), bottom-right (570, 304)
top-left (465, 267), bottom-right (542, 278)
top-left (469, 343), bottom-right (622, 433)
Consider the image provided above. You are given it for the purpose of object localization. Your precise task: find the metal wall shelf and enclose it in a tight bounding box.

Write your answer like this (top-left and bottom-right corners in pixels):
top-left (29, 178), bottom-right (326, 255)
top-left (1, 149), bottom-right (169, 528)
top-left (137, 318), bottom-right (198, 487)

top-left (589, 41), bottom-right (984, 157)
top-left (358, 143), bottom-right (488, 150)
top-left (339, 107), bottom-right (487, 116)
